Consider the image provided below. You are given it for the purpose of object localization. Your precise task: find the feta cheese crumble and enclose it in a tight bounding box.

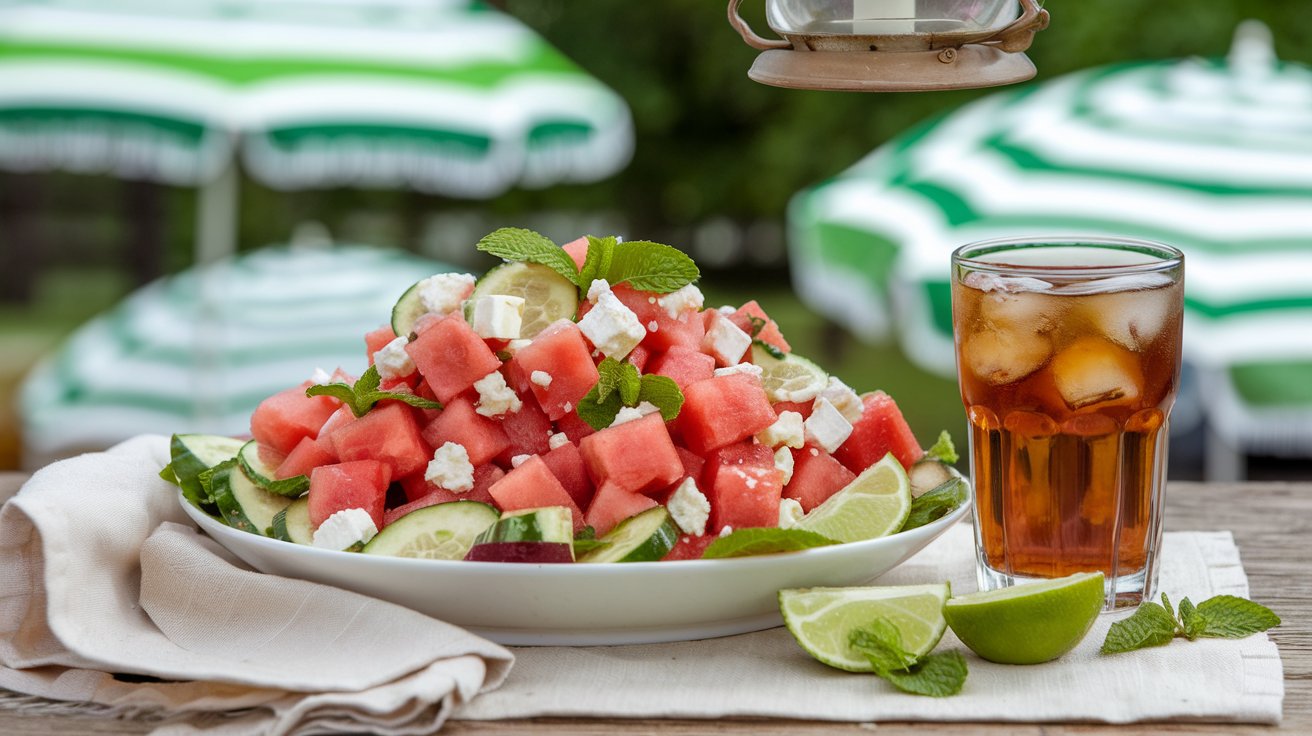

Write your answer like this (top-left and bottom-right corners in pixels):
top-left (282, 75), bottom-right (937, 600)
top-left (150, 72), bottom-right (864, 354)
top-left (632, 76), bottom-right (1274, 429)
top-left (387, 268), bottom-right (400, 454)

top-left (804, 397), bottom-right (854, 454)
top-left (774, 446), bottom-right (795, 485)
top-left (657, 284), bottom-right (705, 319)
top-left (468, 294), bottom-right (525, 340)
top-left (586, 278), bottom-right (611, 303)
top-left (577, 287), bottom-right (646, 359)
top-left (548, 431), bottom-right (571, 450)
top-left (819, 376), bottom-right (864, 424)
top-left (719, 525), bottom-right (734, 537)
top-left (647, 320), bottom-right (659, 332)
top-left (530, 370), bottom-right (554, 388)
top-left (778, 498), bottom-right (805, 529)
top-left (511, 454), bottom-right (532, 468)
top-left (714, 362), bottom-right (764, 379)
top-left (702, 313), bottom-right (752, 366)
top-left (417, 273), bottom-right (476, 317)
top-left (473, 371), bottom-right (522, 417)
top-left (609, 401), bottom-right (661, 428)
top-left (309, 367), bottom-right (334, 385)
top-left (372, 336), bottom-right (416, 381)
top-left (312, 508), bottom-right (378, 550)
top-left (426, 442), bottom-right (474, 492)
top-left (757, 410), bottom-right (805, 449)
top-left (506, 338), bottom-right (532, 353)
top-left (666, 477), bottom-right (710, 536)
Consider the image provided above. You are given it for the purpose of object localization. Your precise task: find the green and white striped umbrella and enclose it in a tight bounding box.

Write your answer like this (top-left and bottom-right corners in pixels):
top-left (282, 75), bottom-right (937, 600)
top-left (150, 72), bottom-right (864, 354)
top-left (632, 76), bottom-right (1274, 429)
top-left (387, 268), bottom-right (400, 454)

top-left (18, 245), bottom-right (453, 464)
top-left (789, 25), bottom-right (1312, 414)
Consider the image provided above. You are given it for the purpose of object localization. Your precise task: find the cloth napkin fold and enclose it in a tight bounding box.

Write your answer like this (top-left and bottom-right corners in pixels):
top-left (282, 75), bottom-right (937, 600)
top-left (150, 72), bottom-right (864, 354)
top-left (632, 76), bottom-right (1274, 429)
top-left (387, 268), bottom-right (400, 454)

top-left (456, 525), bottom-right (1284, 725)
top-left (0, 435), bottom-right (514, 735)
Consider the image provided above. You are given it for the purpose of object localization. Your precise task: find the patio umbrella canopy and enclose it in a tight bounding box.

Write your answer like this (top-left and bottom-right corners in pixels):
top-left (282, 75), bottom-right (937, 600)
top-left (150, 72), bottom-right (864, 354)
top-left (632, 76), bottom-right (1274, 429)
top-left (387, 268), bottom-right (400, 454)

top-left (787, 24), bottom-right (1312, 469)
top-left (18, 244), bottom-right (455, 467)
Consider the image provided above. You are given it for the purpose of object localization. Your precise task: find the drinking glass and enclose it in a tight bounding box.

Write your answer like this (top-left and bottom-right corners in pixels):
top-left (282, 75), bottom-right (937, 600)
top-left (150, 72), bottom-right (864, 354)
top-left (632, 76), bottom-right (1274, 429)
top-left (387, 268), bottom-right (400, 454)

top-left (950, 237), bottom-right (1184, 610)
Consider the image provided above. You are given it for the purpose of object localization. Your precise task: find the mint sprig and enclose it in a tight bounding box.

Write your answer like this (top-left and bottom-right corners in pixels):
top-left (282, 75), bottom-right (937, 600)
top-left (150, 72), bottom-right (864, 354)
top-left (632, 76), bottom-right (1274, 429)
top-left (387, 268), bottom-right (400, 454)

top-left (700, 528), bottom-right (839, 559)
top-left (476, 227), bottom-right (581, 285)
top-left (579, 235), bottom-right (617, 288)
top-left (1102, 593), bottom-right (1280, 654)
top-left (306, 365), bottom-right (443, 418)
top-left (924, 430), bottom-right (959, 465)
top-left (576, 358), bottom-right (685, 430)
top-left (849, 620), bottom-right (968, 697)
top-left (900, 477), bottom-right (968, 532)
top-left (575, 235), bottom-right (699, 294)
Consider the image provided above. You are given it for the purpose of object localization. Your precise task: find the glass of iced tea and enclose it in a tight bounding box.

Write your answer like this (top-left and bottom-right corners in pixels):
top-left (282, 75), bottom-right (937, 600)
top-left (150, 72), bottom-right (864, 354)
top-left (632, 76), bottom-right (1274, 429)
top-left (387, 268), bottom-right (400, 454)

top-left (951, 237), bottom-right (1184, 610)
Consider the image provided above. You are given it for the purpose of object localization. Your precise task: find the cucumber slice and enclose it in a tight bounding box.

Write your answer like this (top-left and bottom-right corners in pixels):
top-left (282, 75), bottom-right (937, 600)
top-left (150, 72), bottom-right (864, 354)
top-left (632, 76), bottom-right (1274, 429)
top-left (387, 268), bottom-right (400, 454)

top-left (169, 434), bottom-right (246, 511)
top-left (391, 279), bottom-right (427, 337)
top-left (471, 262), bottom-right (578, 338)
top-left (237, 440), bottom-right (309, 498)
top-left (579, 507), bottom-right (679, 563)
top-left (751, 345), bottom-right (829, 403)
top-left (271, 498), bottom-right (314, 545)
top-left (909, 459), bottom-right (954, 499)
top-left (210, 460), bottom-right (294, 536)
top-left (476, 506), bottom-right (574, 546)
top-left (363, 501), bottom-right (499, 559)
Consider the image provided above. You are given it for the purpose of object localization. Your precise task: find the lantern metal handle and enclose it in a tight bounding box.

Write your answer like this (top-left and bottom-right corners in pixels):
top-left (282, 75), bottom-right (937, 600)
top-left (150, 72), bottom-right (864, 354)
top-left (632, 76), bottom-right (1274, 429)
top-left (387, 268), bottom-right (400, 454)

top-left (981, 0), bottom-right (1050, 53)
top-left (728, 0), bottom-right (792, 51)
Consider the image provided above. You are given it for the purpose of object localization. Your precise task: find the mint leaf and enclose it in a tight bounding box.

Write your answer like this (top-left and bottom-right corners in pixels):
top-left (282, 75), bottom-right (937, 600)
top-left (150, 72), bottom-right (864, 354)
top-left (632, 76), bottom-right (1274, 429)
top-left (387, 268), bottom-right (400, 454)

top-left (306, 381), bottom-right (365, 414)
top-left (1101, 602), bottom-right (1179, 654)
top-left (477, 227), bottom-right (580, 286)
top-left (370, 391), bottom-right (443, 412)
top-left (604, 240), bottom-right (699, 293)
top-left (159, 463), bottom-right (180, 487)
top-left (879, 651), bottom-right (969, 698)
top-left (576, 383), bottom-right (624, 431)
top-left (753, 339), bottom-right (785, 360)
top-left (746, 314), bottom-right (767, 338)
top-left (1179, 597), bottom-right (1206, 640)
top-left (196, 464), bottom-right (222, 507)
top-left (901, 477), bottom-right (968, 532)
top-left (306, 365), bottom-right (441, 417)
top-left (617, 361), bottom-right (641, 406)
top-left (355, 364), bottom-right (382, 395)
top-left (637, 375), bottom-right (685, 421)
top-left (700, 528), bottom-right (839, 559)
top-left (849, 619), bottom-right (919, 672)
top-left (1160, 592), bottom-right (1176, 620)
top-left (1193, 595), bottom-right (1281, 639)
top-left (263, 474), bottom-right (310, 498)
top-left (579, 235), bottom-right (616, 289)
top-left (924, 430), bottom-right (959, 464)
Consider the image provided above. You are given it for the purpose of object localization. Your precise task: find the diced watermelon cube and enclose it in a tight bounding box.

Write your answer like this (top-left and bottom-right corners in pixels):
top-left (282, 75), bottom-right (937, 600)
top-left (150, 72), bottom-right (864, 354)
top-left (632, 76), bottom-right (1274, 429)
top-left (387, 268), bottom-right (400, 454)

top-left (541, 441), bottom-right (596, 510)
top-left (833, 390), bottom-right (923, 473)
top-left (308, 460), bottom-right (391, 530)
top-left (648, 346), bottom-right (715, 390)
top-left (772, 400), bottom-right (814, 419)
top-left (663, 534), bottom-right (717, 560)
top-left (502, 355), bottom-right (533, 396)
top-left (676, 373), bottom-right (778, 455)
top-left (675, 446), bottom-right (706, 486)
top-left (250, 383), bottom-right (340, 454)
top-left (487, 456), bottom-right (585, 532)
top-left (786, 445), bottom-right (857, 512)
top-left (421, 396), bottom-right (510, 466)
top-left (495, 397), bottom-right (553, 465)
top-left (555, 409), bottom-right (596, 445)
top-left (405, 314), bottom-right (502, 403)
top-left (365, 324), bottom-right (398, 365)
top-left (562, 236), bottom-right (589, 269)
top-left (277, 436), bottom-right (336, 480)
top-left (330, 402), bottom-right (431, 480)
top-left (399, 463), bottom-right (504, 507)
top-left (579, 284), bottom-right (705, 354)
top-left (585, 481), bottom-right (659, 537)
top-left (626, 343), bottom-right (652, 373)
top-left (728, 300), bottom-right (790, 354)
top-left (702, 442), bottom-right (782, 533)
top-left (579, 413), bottom-right (684, 496)
top-left (514, 320), bottom-right (599, 421)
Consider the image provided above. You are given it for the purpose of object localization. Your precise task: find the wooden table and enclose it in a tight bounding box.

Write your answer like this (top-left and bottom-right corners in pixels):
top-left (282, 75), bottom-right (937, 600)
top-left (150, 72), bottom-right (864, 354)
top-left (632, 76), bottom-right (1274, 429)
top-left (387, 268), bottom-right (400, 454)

top-left (1, 478), bottom-right (1306, 734)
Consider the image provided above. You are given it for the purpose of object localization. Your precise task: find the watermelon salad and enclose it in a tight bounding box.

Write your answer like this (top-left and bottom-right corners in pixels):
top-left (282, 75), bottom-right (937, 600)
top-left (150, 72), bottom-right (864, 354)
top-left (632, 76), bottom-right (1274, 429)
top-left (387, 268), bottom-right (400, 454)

top-left (161, 229), bottom-right (966, 563)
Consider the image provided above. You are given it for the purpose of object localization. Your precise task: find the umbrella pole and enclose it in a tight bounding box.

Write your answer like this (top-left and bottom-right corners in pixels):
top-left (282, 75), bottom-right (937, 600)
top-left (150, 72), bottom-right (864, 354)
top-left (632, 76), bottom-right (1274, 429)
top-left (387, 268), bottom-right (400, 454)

top-left (195, 160), bottom-right (239, 265)
top-left (193, 160), bottom-right (238, 430)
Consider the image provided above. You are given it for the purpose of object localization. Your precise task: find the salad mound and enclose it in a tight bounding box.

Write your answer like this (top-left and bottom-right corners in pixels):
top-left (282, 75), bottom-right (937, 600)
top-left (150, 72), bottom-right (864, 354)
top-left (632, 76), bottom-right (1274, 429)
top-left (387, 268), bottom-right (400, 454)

top-left (161, 229), bottom-right (965, 563)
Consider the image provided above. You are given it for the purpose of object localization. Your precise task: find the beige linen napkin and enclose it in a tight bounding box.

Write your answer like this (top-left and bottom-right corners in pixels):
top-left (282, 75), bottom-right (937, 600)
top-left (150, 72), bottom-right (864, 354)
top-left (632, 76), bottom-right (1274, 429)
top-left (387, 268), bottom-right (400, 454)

top-left (0, 435), bottom-right (513, 735)
top-left (457, 525), bottom-right (1284, 724)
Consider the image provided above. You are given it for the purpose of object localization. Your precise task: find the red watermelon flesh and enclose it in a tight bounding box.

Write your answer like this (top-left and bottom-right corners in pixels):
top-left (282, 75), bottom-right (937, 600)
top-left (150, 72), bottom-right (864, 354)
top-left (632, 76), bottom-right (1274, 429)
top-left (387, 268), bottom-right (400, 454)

top-left (404, 314), bottom-right (502, 403)
top-left (554, 409), bottom-right (596, 445)
top-left (502, 355), bottom-right (533, 396)
top-left (250, 383), bottom-right (340, 454)
top-left (329, 402), bottom-right (430, 480)
top-left (562, 236), bottom-right (589, 269)
top-left (625, 343), bottom-right (652, 373)
top-left (703, 442), bottom-right (782, 533)
top-left (648, 346), bottom-right (715, 390)
top-left (578, 284), bottom-right (705, 354)
top-left (421, 396), bottom-right (510, 466)
top-left (541, 441), bottom-right (595, 510)
top-left (579, 413), bottom-right (683, 496)
top-left (585, 481), bottom-right (659, 537)
top-left (514, 320), bottom-right (599, 421)
top-left (399, 463), bottom-right (503, 506)
top-left (364, 324), bottom-right (397, 365)
top-left (772, 400), bottom-right (814, 419)
top-left (495, 397), bottom-right (552, 465)
top-left (487, 456), bottom-right (585, 532)
top-left (728, 300), bottom-right (791, 354)
top-left (675, 446), bottom-right (706, 486)
top-left (663, 534), bottom-right (717, 561)
top-left (677, 373), bottom-right (778, 455)
top-left (277, 436), bottom-right (336, 480)
top-left (786, 445), bottom-right (857, 512)
top-left (833, 390), bottom-right (923, 473)
top-left (308, 460), bottom-right (391, 530)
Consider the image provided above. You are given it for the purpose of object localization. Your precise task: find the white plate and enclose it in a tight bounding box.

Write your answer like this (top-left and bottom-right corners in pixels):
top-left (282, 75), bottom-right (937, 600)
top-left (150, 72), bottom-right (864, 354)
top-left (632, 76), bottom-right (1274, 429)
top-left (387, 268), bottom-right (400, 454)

top-left (180, 488), bottom-right (971, 646)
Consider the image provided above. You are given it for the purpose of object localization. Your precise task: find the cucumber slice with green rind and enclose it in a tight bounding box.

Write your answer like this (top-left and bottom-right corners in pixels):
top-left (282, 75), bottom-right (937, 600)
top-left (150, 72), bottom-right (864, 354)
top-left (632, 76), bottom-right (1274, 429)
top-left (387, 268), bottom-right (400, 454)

top-left (471, 262), bottom-right (578, 338)
top-left (476, 506), bottom-right (574, 546)
top-left (579, 507), bottom-right (679, 563)
top-left (363, 501), bottom-right (499, 559)
top-left (390, 279), bottom-right (427, 337)
top-left (210, 460), bottom-right (294, 536)
top-left (169, 434), bottom-right (246, 511)
top-left (271, 497), bottom-right (314, 545)
top-left (237, 440), bottom-right (309, 498)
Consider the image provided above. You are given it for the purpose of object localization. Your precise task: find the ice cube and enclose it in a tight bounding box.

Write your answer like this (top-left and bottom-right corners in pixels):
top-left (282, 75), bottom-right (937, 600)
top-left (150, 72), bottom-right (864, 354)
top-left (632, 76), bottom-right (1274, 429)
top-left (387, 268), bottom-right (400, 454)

top-left (1049, 337), bottom-right (1143, 410)
top-left (963, 327), bottom-right (1052, 386)
top-left (1082, 286), bottom-right (1177, 349)
top-left (978, 289), bottom-right (1066, 334)
top-left (963, 272), bottom-right (1054, 294)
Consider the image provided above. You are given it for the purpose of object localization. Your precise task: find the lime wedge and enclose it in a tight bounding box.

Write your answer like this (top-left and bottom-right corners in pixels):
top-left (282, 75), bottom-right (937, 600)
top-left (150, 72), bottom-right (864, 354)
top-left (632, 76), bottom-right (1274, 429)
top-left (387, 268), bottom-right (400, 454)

top-left (793, 454), bottom-right (911, 543)
top-left (780, 584), bottom-right (951, 672)
top-left (751, 345), bottom-right (828, 403)
top-left (471, 261), bottom-right (579, 338)
top-left (944, 572), bottom-right (1105, 664)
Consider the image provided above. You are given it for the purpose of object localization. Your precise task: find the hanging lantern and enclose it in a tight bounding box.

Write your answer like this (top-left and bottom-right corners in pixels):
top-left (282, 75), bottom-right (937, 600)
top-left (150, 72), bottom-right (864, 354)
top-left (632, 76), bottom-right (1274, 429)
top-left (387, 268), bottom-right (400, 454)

top-left (728, 0), bottom-right (1050, 91)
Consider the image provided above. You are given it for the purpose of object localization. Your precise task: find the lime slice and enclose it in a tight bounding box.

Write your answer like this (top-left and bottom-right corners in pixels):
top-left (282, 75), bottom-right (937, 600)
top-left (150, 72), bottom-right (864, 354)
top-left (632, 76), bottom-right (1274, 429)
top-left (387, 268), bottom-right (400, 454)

top-left (944, 572), bottom-right (1105, 664)
top-left (471, 261), bottom-right (578, 339)
top-left (751, 345), bottom-right (828, 403)
top-left (793, 454), bottom-right (911, 543)
top-left (780, 584), bottom-right (951, 672)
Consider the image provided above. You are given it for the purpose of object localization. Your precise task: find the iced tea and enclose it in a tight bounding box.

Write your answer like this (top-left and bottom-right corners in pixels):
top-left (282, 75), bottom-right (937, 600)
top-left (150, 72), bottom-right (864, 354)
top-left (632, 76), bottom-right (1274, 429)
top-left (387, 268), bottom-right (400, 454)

top-left (951, 239), bottom-right (1184, 609)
